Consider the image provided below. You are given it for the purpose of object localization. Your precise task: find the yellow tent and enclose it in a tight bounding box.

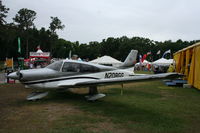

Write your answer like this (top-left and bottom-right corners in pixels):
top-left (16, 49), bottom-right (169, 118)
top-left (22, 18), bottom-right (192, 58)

top-left (173, 42), bottom-right (200, 89)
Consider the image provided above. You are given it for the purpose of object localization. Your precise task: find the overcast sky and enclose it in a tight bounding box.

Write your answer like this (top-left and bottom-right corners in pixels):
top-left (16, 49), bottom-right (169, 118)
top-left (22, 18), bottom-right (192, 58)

top-left (4, 0), bottom-right (200, 43)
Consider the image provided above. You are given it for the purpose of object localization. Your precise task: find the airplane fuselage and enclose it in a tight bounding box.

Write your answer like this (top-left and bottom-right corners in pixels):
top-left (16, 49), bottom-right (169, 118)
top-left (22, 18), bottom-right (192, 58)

top-left (8, 60), bottom-right (135, 90)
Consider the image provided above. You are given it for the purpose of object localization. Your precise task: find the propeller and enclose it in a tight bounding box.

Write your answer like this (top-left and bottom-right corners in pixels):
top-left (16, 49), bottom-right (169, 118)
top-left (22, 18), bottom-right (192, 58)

top-left (16, 68), bottom-right (23, 79)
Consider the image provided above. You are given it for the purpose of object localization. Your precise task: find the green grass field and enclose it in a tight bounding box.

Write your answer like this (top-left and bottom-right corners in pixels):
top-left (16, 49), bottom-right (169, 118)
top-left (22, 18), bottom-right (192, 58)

top-left (0, 81), bottom-right (200, 133)
top-left (135, 70), bottom-right (154, 74)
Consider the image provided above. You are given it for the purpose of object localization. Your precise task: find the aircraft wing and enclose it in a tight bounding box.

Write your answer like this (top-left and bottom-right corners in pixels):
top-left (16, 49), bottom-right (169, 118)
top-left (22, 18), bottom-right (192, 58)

top-left (58, 73), bottom-right (181, 88)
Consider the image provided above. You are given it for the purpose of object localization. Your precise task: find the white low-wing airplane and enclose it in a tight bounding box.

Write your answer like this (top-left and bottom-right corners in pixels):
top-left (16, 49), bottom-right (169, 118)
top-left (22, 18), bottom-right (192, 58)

top-left (8, 50), bottom-right (180, 101)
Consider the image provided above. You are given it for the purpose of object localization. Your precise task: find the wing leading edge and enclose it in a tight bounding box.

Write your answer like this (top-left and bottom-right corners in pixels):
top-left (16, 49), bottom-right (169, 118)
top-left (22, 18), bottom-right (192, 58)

top-left (58, 73), bottom-right (182, 88)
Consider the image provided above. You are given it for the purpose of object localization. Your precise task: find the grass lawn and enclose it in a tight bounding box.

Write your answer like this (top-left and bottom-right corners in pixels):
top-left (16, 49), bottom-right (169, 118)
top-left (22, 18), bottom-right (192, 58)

top-left (135, 70), bottom-right (154, 74)
top-left (0, 81), bottom-right (200, 133)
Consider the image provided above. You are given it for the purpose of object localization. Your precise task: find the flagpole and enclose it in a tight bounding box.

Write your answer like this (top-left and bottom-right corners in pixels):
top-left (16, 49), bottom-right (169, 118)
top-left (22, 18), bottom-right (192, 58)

top-left (17, 37), bottom-right (23, 70)
top-left (170, 52), bottom-right (172, 59)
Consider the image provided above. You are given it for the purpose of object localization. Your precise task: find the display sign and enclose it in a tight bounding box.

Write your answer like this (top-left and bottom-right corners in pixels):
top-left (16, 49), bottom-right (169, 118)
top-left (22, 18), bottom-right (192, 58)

top-left (5, 58), bottom-right (13, 68)
top-left (30, 52), bottom-right (50, 57)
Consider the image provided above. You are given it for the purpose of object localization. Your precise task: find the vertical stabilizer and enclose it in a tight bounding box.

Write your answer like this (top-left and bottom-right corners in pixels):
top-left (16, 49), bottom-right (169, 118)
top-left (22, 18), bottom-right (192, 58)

top-left (121, 50), bottom-right (138, 67)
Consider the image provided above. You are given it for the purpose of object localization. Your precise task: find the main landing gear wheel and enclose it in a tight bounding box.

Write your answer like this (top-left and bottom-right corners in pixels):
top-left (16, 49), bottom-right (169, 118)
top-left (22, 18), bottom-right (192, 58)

top-left (26, 92), bottom-right (49, 101)
top-left (85, 86), bottom-right (106, 101)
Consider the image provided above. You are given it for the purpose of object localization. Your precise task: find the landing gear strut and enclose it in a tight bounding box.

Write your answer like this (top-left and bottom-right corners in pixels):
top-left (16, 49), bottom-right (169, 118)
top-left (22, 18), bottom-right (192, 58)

top-left (85, 86), bottom-right (106, 101)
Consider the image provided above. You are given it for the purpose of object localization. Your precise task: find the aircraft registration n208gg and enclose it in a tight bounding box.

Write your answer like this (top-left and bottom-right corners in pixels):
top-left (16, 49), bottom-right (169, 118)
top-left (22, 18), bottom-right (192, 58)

top-left (8, 50), bottom-right (181, 101)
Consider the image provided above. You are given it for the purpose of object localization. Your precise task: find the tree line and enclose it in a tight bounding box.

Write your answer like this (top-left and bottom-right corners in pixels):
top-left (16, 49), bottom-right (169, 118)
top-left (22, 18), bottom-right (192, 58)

top-left (0, 0), bottom-right (199, 62)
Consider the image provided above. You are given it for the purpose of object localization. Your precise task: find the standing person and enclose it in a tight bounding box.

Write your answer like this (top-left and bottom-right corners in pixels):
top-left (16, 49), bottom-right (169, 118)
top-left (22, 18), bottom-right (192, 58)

top-left (30, 62), bottom-right (33, 69)
top-left (167, 63), bottom-right (175, 72)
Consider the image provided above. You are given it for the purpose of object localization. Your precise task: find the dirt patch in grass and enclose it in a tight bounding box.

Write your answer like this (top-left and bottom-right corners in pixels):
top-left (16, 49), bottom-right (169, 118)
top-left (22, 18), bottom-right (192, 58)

top-left (1, 82), bottom-right (200, 133)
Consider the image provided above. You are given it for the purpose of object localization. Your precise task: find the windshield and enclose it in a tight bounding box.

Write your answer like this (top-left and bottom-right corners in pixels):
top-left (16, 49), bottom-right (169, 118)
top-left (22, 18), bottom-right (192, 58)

top-left (62, 62), bottom-right (100, 72)
top-left (46, 60), bottom-right (63, 71)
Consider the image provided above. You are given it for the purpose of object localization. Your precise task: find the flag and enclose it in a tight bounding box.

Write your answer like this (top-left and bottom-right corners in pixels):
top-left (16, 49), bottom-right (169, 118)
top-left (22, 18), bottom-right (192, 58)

top-left (18, 37), bottom-right (21, 54)
top-left (142, 54), bottom-right (147, 62)
top-left (147, 52), bottom-right (151, 55)
top-left (157, 50), bottom-right (161, 55)
top-left (162, 49), bottom-right (171, 58)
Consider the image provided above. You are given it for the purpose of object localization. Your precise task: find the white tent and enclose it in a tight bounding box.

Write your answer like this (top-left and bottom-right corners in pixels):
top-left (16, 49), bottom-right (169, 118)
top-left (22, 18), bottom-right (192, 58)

top-left (90, 55), bottom-right (122, 66)
top-left (135, 60), bottom-right (151, 66)
top-left (36, 49), bottom-right (43, 54)
top-left (167, 59), bottom-right (174, 64)
top-left (152, 58), bottom-right (173, 66)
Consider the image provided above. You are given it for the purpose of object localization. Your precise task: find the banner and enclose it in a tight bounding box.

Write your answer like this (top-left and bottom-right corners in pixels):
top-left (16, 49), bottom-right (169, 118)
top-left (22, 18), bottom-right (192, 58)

top-left (30, 52), bottom-right (50, 58)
